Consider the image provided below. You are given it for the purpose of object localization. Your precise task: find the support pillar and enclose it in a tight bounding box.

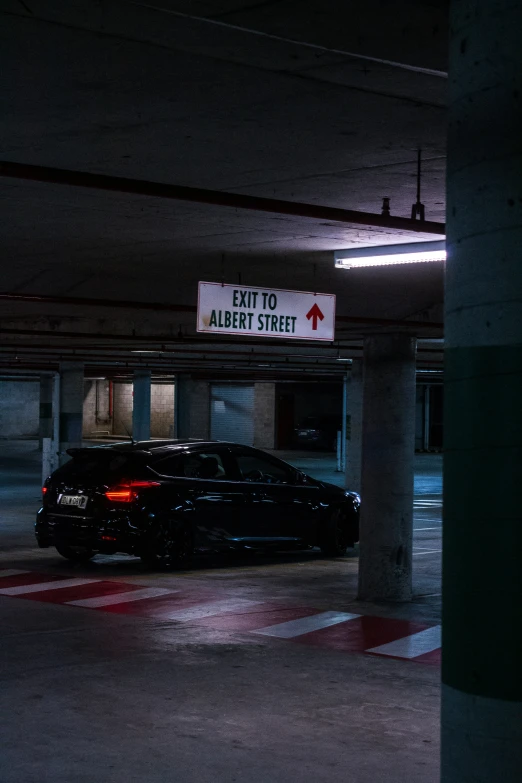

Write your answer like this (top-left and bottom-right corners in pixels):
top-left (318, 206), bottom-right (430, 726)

top-left (254, 383), bottom-right (275, 449)
top-left (345, 359), bottom-right (363, 493)
top-left (132, 370), bottom-right (151, 442)
top-left (38, 375), bottom-right (53, 449)
top-left (442, 2), bottom-right (522, 779)
top-left (358, 334), bottom-right (416, 602)
top-left (58, 362), bottom-right (84, 465)
top-left (174, 375), bottom-right (210, 440)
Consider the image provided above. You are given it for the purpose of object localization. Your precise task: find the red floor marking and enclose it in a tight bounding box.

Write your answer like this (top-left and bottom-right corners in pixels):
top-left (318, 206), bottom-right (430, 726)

top-left (0, 568), bottom-right (441, 665)
top-left (195, 604), bottom-right (321, 631)
top-left (0, 572), bottom-right (65, 589)
top-left (25, 581), bottom-right (142, 604)
top-left (291, 616), bottom-right (430, 653)
top-left (98, 587), bottom-right (221, 616)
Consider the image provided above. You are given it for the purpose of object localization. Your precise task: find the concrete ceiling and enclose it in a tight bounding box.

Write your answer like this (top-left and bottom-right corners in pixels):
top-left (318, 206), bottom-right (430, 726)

top-left (0, 0), bottom-right (448, 377)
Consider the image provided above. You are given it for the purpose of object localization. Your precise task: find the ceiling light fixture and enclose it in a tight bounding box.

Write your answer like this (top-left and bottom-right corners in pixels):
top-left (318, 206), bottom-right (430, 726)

top-left (334, 240), bottom-right (446, 269)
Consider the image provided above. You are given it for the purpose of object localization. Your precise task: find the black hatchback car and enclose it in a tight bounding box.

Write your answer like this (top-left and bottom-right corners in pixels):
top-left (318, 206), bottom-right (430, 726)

top-left (36, 440), bottom-right (360, 568)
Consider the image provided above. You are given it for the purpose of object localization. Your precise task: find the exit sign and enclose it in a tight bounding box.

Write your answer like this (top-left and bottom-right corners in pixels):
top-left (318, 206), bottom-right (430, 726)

top-left (197, 282), bottom-right (335, 341)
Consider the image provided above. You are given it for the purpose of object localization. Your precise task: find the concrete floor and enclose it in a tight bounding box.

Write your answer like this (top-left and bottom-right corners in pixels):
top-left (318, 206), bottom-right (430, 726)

top-left (0, 440), bottom-right (442, 782)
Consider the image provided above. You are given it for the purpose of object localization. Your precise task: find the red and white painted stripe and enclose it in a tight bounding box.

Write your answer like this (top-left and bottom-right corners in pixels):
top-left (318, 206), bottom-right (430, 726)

top-left (0, 568), bottom-right (441, 665)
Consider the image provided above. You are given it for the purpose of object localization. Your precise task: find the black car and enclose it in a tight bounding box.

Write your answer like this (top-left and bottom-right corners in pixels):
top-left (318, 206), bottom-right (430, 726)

top-left (36, 440), bottom-right (360, 568)
top-left (294, 415), bottom-right (341, 451)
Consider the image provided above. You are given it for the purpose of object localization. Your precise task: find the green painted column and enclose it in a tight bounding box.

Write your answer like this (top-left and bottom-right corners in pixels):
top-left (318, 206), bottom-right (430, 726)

top-left (442, 1), bottom-right (522, 779)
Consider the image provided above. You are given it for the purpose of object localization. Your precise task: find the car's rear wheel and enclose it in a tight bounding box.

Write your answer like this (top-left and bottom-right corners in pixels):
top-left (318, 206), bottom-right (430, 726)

top-left (55, 544), bottom-right (95, 563)
top-left (319, 509), bottom-right (353, 557)
top-left (141, 520), bottom-right (194, 570)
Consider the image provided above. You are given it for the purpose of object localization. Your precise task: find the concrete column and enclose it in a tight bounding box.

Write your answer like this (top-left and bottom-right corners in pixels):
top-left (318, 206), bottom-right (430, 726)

top-left (58, 362), bottom-right (84, 465)
top-left (254, 383), bottom-right (276, 449)
top-left (175, 375), bottom-right (210, 440)
top-left (423, 385), bottom-right (431, 451)
top-left (132, 370), bottom-right (151, 442)
top-left (38, 375), bottom-right (53, 449)
top-left (357, 334), bottom-right (416, 602)
top-left (442, 2), bottom-right (522, 780)
top-left (345, 358), bottom-right (363, 493)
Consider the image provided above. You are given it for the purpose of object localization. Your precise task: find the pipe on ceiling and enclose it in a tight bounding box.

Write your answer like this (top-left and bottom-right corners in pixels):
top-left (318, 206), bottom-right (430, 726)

top-left (0, 294), bottom-right (443, 332)
top-left (0, 161), bottom-right (446, 235)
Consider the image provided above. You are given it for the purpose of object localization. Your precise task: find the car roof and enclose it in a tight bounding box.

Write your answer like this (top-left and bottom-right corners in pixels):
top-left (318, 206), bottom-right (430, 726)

top-left (70, 440), bottom-right (277, 460)
top-left (109, 439), bottom-right (217, 453)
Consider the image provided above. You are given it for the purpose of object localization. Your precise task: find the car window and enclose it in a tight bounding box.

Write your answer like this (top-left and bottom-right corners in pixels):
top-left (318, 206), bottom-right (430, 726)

top-left (56, 451), bottom-right (147, 480)
top-left (234, 451), bottom-right (294, 485)
top-left (155, 451), bottom-right (229, 480)
top-left (152, 454), bottom-right (184, 477)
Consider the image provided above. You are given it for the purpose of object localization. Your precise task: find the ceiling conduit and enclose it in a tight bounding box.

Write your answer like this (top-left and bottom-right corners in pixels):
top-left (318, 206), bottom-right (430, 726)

top-left (0, 161), bottom-right (446, 235)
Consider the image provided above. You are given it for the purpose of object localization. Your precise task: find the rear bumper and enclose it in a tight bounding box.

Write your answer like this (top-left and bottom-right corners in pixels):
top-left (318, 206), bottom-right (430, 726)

top-left (35, 508), bottom-right (143, 554)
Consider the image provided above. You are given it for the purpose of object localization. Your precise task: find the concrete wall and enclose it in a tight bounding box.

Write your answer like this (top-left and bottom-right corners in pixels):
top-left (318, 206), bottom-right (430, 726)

top-left (83, 380), bottom-right (112, 437)
top-left (0, 380), bottom-right (39, 438)
top-left (254, 383), bottom-right (276, 449)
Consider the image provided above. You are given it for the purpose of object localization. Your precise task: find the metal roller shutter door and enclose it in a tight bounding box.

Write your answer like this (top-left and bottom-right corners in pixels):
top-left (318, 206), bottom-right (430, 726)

top-left (210, 384), bottom-right (254, 445)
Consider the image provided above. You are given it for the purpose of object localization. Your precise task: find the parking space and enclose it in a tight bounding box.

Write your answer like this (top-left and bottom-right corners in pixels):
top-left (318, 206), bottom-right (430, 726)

top-left (0, 441), bottom-right (442, 610)
top-left (0, 441), bottom-right (440, 782)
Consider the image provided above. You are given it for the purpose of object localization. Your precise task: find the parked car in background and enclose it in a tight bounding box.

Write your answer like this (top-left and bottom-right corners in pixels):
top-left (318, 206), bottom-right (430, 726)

top-left (36, 439), bottom-right (360, 568)
top-left (294, 415), bottom-right (342, 451)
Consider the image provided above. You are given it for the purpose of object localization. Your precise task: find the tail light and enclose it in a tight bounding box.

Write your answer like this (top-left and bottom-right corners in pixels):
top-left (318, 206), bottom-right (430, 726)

top-left (104, 480), bottom-right (160, 503)
top-left (42, 478), bottom-right (51, 500)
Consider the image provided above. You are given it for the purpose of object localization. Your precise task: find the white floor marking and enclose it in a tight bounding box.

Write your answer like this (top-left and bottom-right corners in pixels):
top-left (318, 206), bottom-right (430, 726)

top-left (413, 549), bottom-right (442, 556)
top-left (67, 587), bottom-right (174, 608)
top-left (0, 569), bottom-right (30, 579)
top-left (162, 598), bottom-right (263, 621)
top-left (0, 577), bottom-right (100, 595)
top-left (367, 625), bottom-right (441, 659)
top-left (414, 527), bottom-right (440, 531)
top-left (253, 611), bottom-right (361, 639)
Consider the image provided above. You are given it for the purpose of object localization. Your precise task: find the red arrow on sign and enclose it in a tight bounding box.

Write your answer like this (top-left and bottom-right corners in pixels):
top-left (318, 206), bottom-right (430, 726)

top-left (306, 302), bottom-right (325, 330)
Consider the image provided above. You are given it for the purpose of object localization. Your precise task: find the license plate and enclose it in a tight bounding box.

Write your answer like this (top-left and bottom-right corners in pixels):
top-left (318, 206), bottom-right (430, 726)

top-left (59, 495), bottom-right (88, 509)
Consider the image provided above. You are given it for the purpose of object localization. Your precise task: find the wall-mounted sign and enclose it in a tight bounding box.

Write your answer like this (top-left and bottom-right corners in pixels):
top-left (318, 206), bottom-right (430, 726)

top-left (197, 282), bottom-right (335, 341)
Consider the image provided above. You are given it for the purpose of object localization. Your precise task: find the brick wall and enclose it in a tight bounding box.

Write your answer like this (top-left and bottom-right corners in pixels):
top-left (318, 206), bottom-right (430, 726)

top-left (110, 381), bottom-right (175, 438)
top-left (151, 383), bottom-right (174, 438)
top-left (112, 382), bottom-right (133, 437)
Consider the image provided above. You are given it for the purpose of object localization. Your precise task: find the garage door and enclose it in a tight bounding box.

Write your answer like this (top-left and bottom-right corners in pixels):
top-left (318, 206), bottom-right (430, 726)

top-left (210, 384), bottom-right (254, 445)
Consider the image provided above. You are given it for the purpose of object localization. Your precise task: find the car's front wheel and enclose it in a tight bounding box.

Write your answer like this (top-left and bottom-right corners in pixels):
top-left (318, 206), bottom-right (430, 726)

top-left (319, 509), bottom-right (354, 557)
top-left (140, 520), bottom-right (194, 570)
top-left (55, 543), bottom-right (95, 563)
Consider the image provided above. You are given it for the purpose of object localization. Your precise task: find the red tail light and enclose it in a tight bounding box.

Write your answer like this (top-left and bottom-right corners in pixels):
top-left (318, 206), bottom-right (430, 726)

top-left (104, 480), bottom-right (160, 503)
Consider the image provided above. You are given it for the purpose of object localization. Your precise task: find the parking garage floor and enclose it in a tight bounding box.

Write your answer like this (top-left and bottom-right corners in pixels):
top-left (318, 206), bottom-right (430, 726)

top-left (0, 441), bottom-right (442, 783)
